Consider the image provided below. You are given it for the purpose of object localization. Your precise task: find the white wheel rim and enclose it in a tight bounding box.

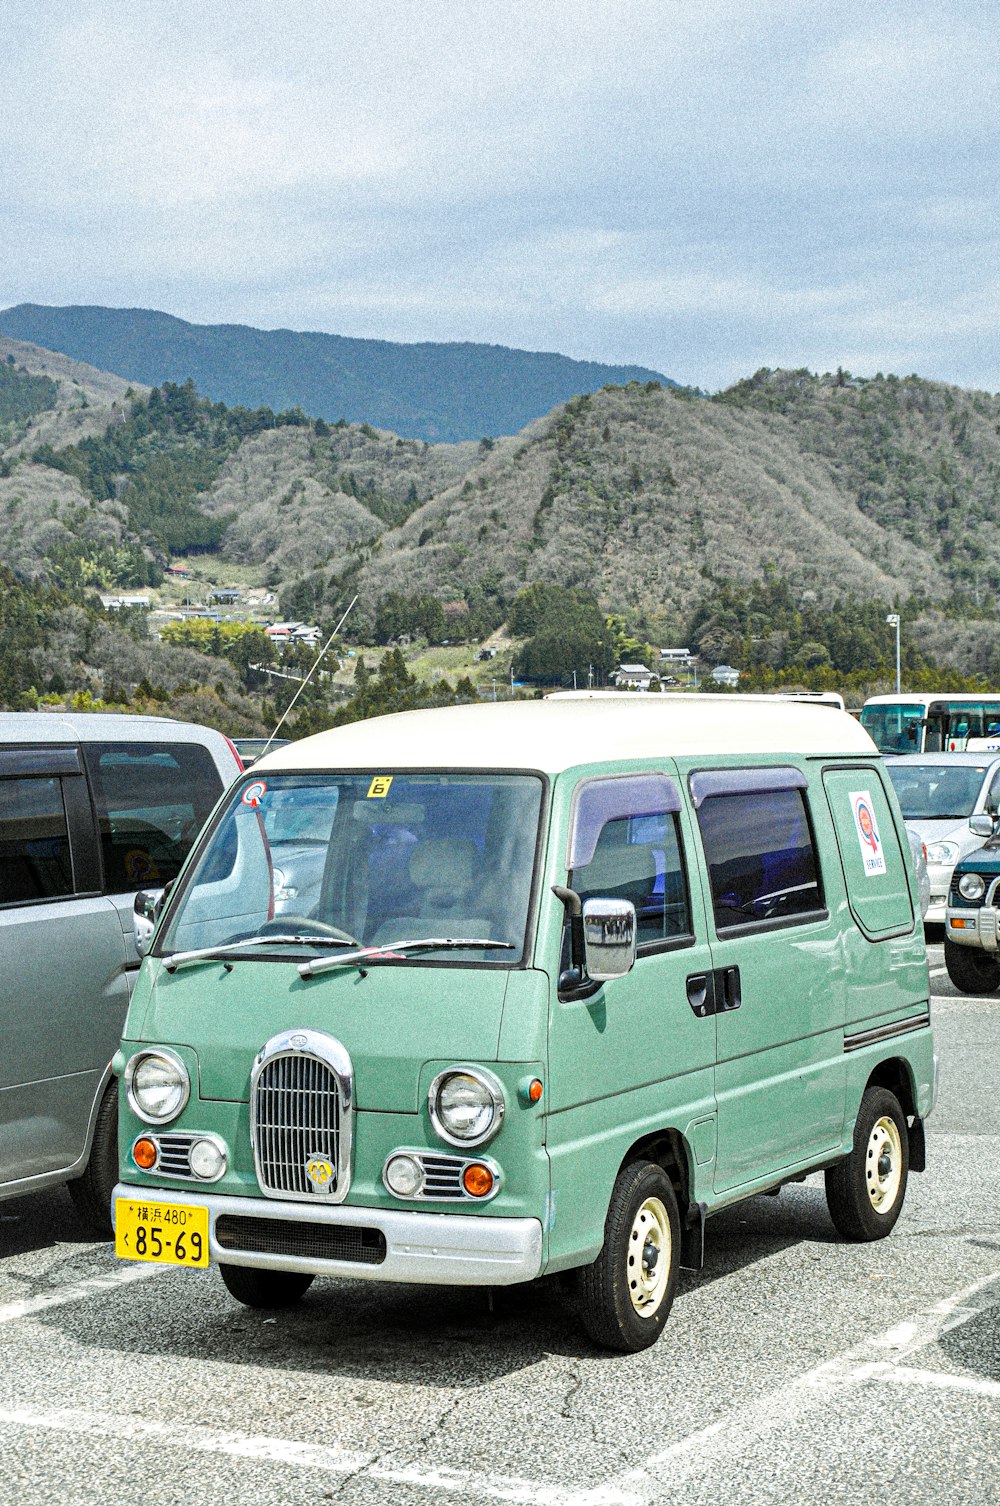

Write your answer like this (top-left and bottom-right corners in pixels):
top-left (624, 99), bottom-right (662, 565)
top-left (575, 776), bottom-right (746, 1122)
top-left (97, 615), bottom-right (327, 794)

top-left (865, 1115), bottom-right (902, 1213)
top-left (626, 1196), bottom-right (671, 1316)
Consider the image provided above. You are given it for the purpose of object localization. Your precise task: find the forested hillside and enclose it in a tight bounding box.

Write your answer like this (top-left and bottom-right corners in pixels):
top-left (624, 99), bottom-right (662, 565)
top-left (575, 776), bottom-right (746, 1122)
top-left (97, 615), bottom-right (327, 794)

top-left (0, 305), bottom-right (674, 443)
top-left (5, 337), bottom-right (1000, 715)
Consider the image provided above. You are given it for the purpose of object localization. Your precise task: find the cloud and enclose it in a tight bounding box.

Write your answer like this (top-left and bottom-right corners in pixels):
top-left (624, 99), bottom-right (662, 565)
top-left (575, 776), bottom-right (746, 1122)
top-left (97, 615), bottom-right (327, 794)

top-left (0, 1), bottom-right (997, 392)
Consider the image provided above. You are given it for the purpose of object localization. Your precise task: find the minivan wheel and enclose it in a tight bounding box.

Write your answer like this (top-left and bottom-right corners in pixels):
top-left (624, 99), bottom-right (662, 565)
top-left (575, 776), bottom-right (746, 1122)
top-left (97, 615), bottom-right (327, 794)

top-left (578, 1160), bottom-right (680, 1353)
top-left (67, 1085), bottom-right (118, 1238)
top-left (944, 936), bottom-right (1000, 995)
top-left (825, 1087), bottom-right (909, 1242)
top-left (219, 1264), bottom-right (315, 1309)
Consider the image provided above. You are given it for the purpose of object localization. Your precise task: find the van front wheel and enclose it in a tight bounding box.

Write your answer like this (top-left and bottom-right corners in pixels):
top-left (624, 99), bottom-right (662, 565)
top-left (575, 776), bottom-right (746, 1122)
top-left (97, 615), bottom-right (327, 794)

top-left (219, 1265), bottom-right (314, 1308)
top-left (826, 1087), bottom-right (909, 1241)
top-left (578, 1161), bottom-right (680, 1352)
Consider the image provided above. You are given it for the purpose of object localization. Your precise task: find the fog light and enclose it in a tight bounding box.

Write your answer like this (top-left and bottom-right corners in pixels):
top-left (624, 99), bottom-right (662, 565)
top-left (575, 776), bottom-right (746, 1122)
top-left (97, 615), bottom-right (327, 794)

top-left (189, 1137), bottom-right (226, 1181)
top-left (462, 1163), bottom-right (495, 1198)
top-left (132, 1137), bottom-right (157, 1171)
top-left (384, 1154), bottom-right (425, 1198)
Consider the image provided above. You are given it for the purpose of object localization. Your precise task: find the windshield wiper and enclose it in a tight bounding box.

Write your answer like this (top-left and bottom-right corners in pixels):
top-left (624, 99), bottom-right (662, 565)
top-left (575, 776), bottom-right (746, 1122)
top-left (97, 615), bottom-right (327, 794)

top-left (298, 937), bottom-right (515, 978)
top-left (162, 935), bottom-right (356, 973)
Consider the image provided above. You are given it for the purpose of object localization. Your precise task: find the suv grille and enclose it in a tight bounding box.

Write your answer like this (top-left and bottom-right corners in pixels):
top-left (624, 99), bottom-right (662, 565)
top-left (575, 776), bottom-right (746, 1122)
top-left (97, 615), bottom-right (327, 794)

top-left (252, 1052), bottom-right (342, 1197)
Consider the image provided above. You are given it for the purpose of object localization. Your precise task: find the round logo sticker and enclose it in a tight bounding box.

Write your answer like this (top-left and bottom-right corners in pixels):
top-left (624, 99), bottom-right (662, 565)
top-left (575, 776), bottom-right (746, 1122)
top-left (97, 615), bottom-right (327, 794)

top-left (855, 799), bottom-right (878, 852)
top-left (241, 780), bottom-right (267, 807)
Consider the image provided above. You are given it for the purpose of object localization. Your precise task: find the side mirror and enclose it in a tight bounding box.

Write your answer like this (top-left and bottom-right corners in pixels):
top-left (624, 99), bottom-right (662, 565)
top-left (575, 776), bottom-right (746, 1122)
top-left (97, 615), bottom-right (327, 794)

top-left (582, 898), bottom-right (637, 982)
top-left (133, 887), bottom-right (166, 957)
top-left (969, 814), bottom-right (995, 839)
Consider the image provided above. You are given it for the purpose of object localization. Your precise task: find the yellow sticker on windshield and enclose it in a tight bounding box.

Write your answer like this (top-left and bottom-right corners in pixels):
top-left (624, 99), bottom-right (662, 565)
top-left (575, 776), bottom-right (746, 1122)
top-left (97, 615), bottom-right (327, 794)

top-left (367, 776), bottom-right (393, 798)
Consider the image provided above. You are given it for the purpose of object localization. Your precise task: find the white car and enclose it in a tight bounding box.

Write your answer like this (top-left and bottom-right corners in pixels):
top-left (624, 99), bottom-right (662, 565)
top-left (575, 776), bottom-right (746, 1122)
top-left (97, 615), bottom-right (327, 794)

top-left (884, 753), bottom-right (1000, 923)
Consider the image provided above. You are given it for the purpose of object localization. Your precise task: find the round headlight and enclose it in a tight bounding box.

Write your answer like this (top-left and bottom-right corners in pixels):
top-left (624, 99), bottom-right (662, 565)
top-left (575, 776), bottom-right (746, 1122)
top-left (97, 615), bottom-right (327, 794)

top-left (958, 872), bottom-right (986, 901)
top-left (384, 1154), bottom-right (425, 1198)
top-left (189, 1137), bottom-right (227, 1181)
top-left (126, 1049), bottom-right (190, 1125)
top-left (429, 1068), bottom-right (505, 1147)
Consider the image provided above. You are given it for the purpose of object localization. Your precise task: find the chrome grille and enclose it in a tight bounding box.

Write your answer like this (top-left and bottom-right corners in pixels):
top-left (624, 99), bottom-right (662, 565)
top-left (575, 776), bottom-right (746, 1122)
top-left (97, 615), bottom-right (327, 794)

top-left (156, 1133), bottom-right (195, 1177)
top-left (419, 1154), bottom-right (466, 1199)
top-left (250, 1032), bottom-right (353, 1203)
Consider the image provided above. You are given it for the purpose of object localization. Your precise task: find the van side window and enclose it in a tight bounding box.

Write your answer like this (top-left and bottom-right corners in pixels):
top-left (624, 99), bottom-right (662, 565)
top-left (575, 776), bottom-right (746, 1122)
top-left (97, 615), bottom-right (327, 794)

top-left (83, 742), bottom-right (222, 892)
top-left (697, 788), bottom-right (822, 931)
top-left (0, 776), bottom-right (74, 904)
top-left (571, 810), bottom-right (691, 949)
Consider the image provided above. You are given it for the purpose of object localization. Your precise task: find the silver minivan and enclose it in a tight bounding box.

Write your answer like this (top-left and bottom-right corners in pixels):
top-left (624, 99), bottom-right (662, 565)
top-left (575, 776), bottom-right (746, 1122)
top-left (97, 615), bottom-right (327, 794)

top-left (884, 753), bottom-right (1000, 922)
top-left (0, 713), bottom-right (240, 1232)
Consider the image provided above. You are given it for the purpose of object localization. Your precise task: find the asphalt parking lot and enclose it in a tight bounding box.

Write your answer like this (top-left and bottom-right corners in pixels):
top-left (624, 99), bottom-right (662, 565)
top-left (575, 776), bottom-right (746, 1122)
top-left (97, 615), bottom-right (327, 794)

top-left (1, 941), bottom-right (997, 1506)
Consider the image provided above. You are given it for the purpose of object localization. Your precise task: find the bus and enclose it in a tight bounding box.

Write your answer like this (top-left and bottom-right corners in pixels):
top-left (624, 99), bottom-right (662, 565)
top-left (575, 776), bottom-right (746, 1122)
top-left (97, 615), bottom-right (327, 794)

top-left (860, 693), bottom-right (1000, 754)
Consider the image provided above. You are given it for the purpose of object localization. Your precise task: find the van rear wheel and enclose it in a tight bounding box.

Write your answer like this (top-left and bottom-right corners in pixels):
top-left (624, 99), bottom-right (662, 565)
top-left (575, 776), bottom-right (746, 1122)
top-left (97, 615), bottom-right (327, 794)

top-left (578, 1160), bottom-right (680, 1353)
top-left (944, 936), bottom-right (1000, 994)
top-left (826, 1087), bottom-right (909, 1242)
top-left (219, 1265), bottom-right (314, 1308)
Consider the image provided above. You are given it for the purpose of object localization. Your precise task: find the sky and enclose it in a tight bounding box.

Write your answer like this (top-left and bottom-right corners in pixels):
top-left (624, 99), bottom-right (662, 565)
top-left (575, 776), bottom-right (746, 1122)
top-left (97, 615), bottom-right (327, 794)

top-left (1, 0), bottom-right (997, 392)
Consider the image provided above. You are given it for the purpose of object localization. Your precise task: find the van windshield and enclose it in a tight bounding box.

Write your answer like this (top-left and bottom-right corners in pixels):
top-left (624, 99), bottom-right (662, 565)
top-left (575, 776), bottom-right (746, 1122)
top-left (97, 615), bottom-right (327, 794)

top-left (155, 772), bottom-right (543, 966)
top-left (860, 704), bottom-right (925, 754)
top-left (884, 763), bottom-right (990, 820)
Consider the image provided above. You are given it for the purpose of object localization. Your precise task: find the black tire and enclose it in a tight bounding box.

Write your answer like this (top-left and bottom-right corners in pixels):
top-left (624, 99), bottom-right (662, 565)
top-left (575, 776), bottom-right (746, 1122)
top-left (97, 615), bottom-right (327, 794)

top-left (944, 936), bottom-right (1000, 995)
top-left (219, 1264), bottom-right (314, 1309)
top-left (578, 1160), bottom-right (680, 1353)
top-left (67, 1085), bottom-right (118, 1238)
top-left (826, 1087), bottom-right (909, 1242)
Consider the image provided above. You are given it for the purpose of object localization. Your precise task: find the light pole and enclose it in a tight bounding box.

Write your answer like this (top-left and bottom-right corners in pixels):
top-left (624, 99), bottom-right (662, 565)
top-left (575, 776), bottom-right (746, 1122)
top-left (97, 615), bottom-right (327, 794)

top-left (886, 613), bottom-right (901, 694)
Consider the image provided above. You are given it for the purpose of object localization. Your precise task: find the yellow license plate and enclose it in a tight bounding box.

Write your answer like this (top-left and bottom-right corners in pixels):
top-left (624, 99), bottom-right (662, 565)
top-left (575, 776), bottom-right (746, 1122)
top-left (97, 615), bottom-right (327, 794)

top-left (115, 1198), bottom-right (210, 1267)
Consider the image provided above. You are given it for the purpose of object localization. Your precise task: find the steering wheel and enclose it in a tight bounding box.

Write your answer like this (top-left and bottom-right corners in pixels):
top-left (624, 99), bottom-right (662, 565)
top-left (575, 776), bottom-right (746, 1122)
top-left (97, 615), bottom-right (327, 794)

top-left (258, 916), bottom-right (359, 944)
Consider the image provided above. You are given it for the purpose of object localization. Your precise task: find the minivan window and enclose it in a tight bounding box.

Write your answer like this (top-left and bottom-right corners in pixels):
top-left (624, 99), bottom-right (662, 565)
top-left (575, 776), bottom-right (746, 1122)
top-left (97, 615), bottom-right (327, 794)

top-left (0, 776), bottom-right (73, 904)
top-left (571, 810), bottom-right (691, 947)
top-left (83, 742), bottom-right (222, 892)
top-left (157, 772), bottom-right (543, 965)
top-left (697, 788), bottom-right (822, 930)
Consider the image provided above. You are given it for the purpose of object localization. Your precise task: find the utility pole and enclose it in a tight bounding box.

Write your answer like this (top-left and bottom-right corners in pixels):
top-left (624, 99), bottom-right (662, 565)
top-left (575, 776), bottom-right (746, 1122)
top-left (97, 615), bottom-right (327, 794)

top-left (886, 613), bottom-right (901, 694)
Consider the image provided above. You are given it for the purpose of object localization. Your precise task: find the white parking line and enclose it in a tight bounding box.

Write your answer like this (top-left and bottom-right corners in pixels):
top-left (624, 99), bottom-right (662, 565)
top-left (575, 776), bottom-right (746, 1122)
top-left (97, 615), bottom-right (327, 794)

top-left (0, 1262), bottom-right (165, 1325)
top-left (842, 1361), bottom-right (1000, 1400)
top-left (590, 1264), bottom-right (1000, 1505)
top-left (0, 1404), bottom-right (587, 1506)
top-left (0, 1266), bottom-right (997, 1505)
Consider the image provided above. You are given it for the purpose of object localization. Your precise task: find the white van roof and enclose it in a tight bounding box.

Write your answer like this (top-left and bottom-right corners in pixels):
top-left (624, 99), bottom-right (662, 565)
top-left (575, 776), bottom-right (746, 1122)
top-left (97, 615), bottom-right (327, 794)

top-left (258, 696), bottom-right (876, 776)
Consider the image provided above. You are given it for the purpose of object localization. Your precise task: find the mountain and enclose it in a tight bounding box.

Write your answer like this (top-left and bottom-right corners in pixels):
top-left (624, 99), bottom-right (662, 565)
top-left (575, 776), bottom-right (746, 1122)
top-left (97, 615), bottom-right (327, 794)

top-left (6, 338), bottom-right (1000, 678)
top-left (0, 304), bottom-right (675, 443)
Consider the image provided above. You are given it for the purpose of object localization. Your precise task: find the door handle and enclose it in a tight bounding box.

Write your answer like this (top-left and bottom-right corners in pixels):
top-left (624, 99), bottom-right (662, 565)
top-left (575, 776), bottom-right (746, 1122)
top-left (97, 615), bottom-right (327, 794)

top-left (686, 967), bottom-right (740, 1017)
top-left (686, 972), bottom-right (716, 1018)
top-left (718, 965), bottom-right (741, 1011)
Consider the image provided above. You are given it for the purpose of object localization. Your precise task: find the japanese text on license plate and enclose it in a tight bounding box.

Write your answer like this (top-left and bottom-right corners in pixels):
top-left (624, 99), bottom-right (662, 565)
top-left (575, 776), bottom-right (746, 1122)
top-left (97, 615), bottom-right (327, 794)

top-left (114, 1199), bottom-right (209, 1267)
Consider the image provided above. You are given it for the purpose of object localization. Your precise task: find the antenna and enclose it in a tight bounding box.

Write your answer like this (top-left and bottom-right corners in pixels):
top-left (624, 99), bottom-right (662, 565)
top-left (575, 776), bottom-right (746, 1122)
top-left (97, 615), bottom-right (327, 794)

top-left (260, 594), bottom-right (358, 756)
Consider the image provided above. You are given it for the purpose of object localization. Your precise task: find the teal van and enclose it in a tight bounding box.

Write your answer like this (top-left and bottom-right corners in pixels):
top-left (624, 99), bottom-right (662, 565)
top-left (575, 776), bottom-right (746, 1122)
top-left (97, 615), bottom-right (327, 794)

top-left (113, 698), bottom-right (936, 1351)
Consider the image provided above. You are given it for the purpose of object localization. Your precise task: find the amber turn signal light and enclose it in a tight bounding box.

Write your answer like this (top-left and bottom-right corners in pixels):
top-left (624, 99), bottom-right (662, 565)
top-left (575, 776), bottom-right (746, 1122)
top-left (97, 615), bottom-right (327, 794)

top-left (528, 1078), bottom-right (543, 1103)
top-left (462, 1163), bottom-right (494, 1197)
top-left (132, 1137), bottom-right (157, 1170)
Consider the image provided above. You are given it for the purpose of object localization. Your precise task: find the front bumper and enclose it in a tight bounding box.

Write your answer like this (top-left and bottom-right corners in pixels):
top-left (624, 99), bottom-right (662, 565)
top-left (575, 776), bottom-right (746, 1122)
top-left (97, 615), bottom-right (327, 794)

top-left (947, 904), bottom-right (1000, 950)
top-left (925, 863), bottom-right (953, 923)
top-left (112, 1183), bottom-right (543, 1287)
